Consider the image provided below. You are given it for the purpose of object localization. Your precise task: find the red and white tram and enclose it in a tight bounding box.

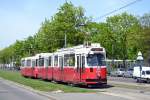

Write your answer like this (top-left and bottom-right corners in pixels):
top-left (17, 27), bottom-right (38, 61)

top-left (35, 53), bottom-right (53, 80)
top-left (21, 56), bottom-right (36, 77)
top-left (21, 43), bottom-right (107, 85)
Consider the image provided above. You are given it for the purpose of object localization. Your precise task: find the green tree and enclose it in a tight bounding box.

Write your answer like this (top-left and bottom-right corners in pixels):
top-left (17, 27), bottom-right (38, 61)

top-left (35, 2), bottom-right (89, 53)
top-left (139, 13), bottom-right (150, 64)
top-left (107, 13), bottom-right (142, 59)
top-left (91, 12), bottom-right (142, 60)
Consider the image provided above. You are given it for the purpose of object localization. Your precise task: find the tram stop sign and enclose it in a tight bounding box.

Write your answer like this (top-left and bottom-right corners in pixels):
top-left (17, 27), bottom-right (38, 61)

top-left (137, 51), bottom-right (143, 71)
top-left (137, 51), bottom-right (143, 61)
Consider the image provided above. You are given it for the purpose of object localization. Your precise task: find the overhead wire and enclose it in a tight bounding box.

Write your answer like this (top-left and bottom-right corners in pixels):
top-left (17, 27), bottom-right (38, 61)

top-left (93, 0), bottom-right (142, 22)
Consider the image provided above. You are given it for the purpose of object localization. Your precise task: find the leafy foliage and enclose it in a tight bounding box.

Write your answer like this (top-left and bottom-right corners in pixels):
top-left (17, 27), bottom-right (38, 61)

top-left (139, 13), bottom-right (150, 63)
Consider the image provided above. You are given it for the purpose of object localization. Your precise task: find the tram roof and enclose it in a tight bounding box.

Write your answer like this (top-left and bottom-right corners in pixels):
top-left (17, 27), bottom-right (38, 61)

top-left (35, 53), bottom-right (52, 58)
top-left (21, 43), bottom-right (105, 60)
top-left (21, 56), bottom-right (36, 60)
top-left (57, 43), bottom-right (103, 54)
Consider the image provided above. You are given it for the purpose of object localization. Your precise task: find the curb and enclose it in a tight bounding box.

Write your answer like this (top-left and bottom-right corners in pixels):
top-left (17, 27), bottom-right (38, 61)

top-left (0, 77), bottom-right (57, 100)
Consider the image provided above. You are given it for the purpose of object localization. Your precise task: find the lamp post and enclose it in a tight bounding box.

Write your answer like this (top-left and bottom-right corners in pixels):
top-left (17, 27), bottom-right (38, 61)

top-left (136, 51), bottom-right (143, 83)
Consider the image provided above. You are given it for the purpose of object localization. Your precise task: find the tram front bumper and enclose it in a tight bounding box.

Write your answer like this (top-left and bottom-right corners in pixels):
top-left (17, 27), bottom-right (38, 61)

top-left (85, 78), bottom-right (107, 85)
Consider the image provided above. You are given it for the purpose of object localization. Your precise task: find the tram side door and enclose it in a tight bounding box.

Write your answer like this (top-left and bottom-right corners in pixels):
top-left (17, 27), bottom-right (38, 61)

top-left (59, 56), bottom-right (63, 81)
top-left (31, 60), bottom-right (35, 77)
top-left (76, 54), bottom-right (84, 82)
top-left (45, 58), bottom-right (49, 79)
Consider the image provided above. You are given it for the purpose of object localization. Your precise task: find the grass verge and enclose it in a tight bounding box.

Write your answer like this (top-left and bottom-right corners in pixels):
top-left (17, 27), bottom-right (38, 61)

top-left (0, 70), bottom-right (94, 93)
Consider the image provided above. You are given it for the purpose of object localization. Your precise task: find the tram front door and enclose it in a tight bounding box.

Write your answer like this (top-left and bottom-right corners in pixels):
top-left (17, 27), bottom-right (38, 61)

top-left (76, 54), bottom-right (85, 83)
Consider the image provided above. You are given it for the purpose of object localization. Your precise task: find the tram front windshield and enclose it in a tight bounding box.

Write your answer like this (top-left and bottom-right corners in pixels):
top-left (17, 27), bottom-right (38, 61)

top-left (87, 54), bottom-right (105, 66)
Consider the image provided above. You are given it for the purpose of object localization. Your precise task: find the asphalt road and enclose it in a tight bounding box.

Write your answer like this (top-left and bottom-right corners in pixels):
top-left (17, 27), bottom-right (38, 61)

top-left (1, 73), bottom-right (150, 100)
top-left (108, 76), bottom-right (137, 83)
top-left (96, 86), bottom-right (150, 100)
top-left (48, 92), bottom-right (128, 100)
top-left (0, 79), bottom-right (49, 100)
top-left (0, 78), bottom-right (129, 100)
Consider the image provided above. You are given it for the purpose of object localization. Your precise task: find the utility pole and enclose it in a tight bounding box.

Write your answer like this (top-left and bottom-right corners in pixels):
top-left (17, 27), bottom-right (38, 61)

top-left (112, 43), bottom-right (114, 63)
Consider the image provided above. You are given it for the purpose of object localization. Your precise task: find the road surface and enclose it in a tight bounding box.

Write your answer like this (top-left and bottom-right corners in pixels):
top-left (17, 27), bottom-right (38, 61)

top-left (0, 78), bottom-right (129, 100)
top-left (108, 76), bottom-right (137, 83)
top-left (0, 79), bottom-right (49, 100)
top-left (1, 76), bottom-right (150, 100)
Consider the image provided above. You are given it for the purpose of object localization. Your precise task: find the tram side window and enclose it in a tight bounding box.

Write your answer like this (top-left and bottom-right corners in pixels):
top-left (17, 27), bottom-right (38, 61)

top-left (36, 59), bottom-right (38, 66)
top-left (82, 56), bottom-right (85, 68)
top-left (39, 58), bottom-right (44, 67)
top-left (49, 56), bottom-right (51, 66)
top-left (45, 58), bottom-right (49, 67)
top-left (32, 61), bottom-right (35, 67)
top-left (64, 54), bottom-right (69, 66)
top-left (26, 60), bottom-right (31, 67)
top-left (77, 56), bottom-right (79, 72)
top-left (54, 56), bottom-right (58, 66)
top-left (69, 54), bottom-right (75, 66)
top-left (21, 60), bottom-right (25, 67)
top-left (59, 56), bottom-right (63, 68)
top-left (64, 54), bottom-right (75, 67)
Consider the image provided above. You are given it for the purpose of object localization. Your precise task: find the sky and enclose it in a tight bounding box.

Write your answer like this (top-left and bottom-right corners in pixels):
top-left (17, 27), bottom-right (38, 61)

top-left (0, 0), bottom-right (149, 49)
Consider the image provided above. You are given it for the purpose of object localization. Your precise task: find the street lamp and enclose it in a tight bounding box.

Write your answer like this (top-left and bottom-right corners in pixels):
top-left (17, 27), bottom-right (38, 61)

top-left (136, 51), bottom-right (143, 83)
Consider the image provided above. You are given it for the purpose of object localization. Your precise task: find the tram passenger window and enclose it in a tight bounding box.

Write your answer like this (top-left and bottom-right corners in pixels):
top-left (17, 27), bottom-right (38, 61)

top-left (77, 56), bottom-right (79, 72)
top-left (39, 58), bottom-right (44, 67)
top-left (49, 57), bottom-right (51, 66)
top-left (82, 56), bottom-right (85, 68)
top-left (32, 61), bottom-right (35, 67)
top-left (36, 59), bottom-right (38, 66)
top-left (54, 56), bottom-right (58, 66)
top-left (69, 54), bottom-right (75, 66)
top-left (45, 59), bottom-right (49, 67)
top-left (59, 56), bottom-right (63, 68)
top-left (21, 60), bottom-right (25, 67)
top-left (27, 60), bottom-right (31, 67)
top-left (64, 55), bottom-right (69, 66)
top-left (64, 54), bottom-right (75, 67)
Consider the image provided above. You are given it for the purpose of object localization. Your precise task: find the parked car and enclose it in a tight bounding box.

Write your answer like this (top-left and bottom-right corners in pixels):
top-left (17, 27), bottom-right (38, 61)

top-left (110, 68), bottom-right (125, 77)
top-left (123, 68), bottom-right (133, 78)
